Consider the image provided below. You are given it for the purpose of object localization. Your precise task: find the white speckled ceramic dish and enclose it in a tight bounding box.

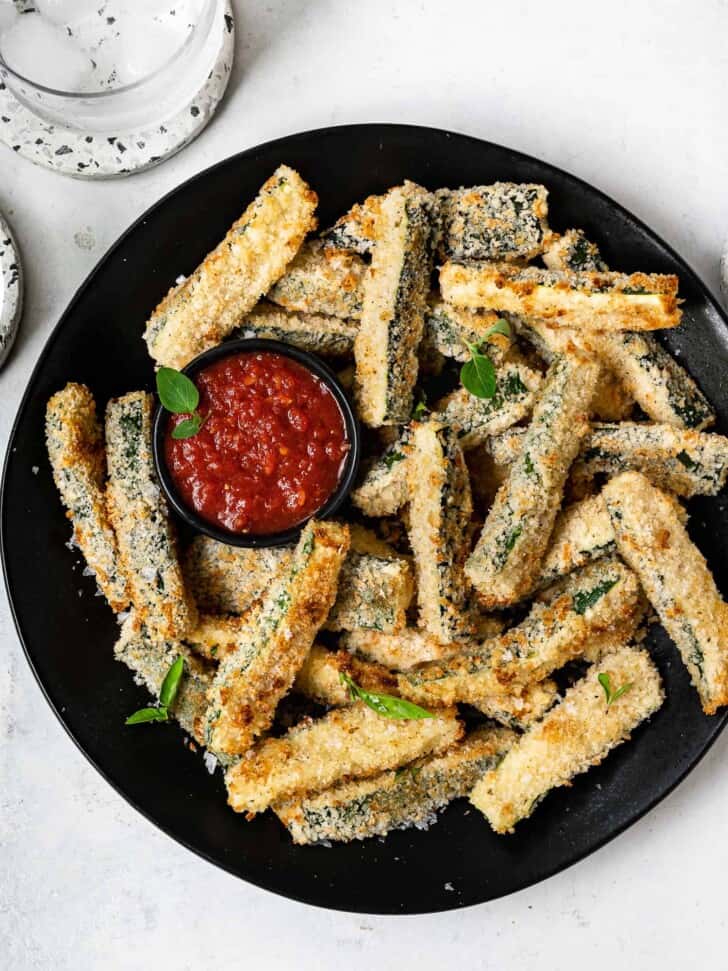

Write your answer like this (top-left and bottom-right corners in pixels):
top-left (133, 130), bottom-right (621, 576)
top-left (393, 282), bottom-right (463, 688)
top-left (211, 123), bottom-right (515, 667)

top-left (0, 1), bottom-right (234, 179)
top-left (0, 212), bottom-right (22, 368)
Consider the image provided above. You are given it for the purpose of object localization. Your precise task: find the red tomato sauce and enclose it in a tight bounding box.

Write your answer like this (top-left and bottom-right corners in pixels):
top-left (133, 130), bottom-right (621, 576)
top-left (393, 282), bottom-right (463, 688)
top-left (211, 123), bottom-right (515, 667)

top-left (165, 351), bottom-right (350, 535)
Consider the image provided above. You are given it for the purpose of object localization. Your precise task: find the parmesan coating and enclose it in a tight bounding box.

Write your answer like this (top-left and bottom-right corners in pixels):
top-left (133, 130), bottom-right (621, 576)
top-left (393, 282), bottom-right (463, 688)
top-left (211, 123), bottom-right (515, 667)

top-left (205, 520), bottom-right (349, 756)
top-left (398, 558), bottom-right (645, 706)
top-left (45, 382), bottom-right (129, 612)
top-left (293, 644), bottom-right (397, 706)
top-left (466, 352), bottom-right (599, 607)
top-left (407, 421), bottom-right (473, 642)
top-left (320, 193), bottom-right (382, 255)
top-left (341, 622), bottom-right (504, 671)
top-left (440, 262), bottom-right (681, 331)
top-left (267, 239), bottom-right (366, 318)
top-left (275, 726), bottom-right (515, 844)
top-left (105, 392), bottom-right (194, 640)
top-left (145, 166), bottom-right (318, 368)
top-left (354, 182), bottom-right (435, 426)
top-left (234, 302), bottom-right (357, 356)
top-left (470, 644), bottom-right (664, 833)
top-left (225, 702), bottom-right (463, 814)
top-left (604, 471), bottom-right (728, 714)
top-left (542, 228), bottom-right (608, 272)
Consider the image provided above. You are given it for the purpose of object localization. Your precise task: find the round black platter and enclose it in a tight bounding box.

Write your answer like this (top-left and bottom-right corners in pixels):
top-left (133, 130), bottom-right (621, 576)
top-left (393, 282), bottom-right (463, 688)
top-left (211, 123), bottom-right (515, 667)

top-left (3, 124), bottom-right (728, 914)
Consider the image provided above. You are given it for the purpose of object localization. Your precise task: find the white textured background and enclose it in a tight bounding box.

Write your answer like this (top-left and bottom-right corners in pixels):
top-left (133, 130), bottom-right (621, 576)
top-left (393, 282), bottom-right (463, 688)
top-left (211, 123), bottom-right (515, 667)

top-left (2, 1), bottom-right (728, 967)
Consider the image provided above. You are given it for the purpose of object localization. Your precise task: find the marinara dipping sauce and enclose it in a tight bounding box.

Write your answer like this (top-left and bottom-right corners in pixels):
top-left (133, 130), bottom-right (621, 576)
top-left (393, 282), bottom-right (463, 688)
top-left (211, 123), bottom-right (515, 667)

top-left (164, 351), bottom-right (350, 535)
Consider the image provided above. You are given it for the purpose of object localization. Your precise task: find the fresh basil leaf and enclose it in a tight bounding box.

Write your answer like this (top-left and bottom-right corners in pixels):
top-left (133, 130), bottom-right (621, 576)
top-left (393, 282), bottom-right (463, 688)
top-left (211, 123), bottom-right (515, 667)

top-left (460, 350), bottom-right (497, 399)
top-left (159, 656), bottom-right (185, 708)
top-left (339, 672), bottom-right (434, 720)
top-left (486, 318), bottom-right (511, 338)
top-left (171, 416), bottom-right (203, 440)
top-left (597, 672), bottom-right (634, 707)
top-left (125, 706), bottom-right (169, 725)
top-left (156, 367), bottom-right (200, 414)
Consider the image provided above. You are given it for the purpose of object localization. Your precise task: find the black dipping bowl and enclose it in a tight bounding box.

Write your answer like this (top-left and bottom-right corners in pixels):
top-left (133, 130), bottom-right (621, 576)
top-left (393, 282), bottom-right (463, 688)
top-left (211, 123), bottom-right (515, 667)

top-left (152, 338), bottom-right (360, 547)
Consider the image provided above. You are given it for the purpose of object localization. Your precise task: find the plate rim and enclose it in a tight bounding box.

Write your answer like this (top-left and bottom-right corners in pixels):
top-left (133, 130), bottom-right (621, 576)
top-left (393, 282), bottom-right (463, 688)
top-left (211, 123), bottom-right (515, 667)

top-left (3, 122), bottom-right (728, 914)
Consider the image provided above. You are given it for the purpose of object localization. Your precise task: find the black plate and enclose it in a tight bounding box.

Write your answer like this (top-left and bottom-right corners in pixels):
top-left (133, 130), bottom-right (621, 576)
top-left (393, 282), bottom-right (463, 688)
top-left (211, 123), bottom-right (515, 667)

top-left (3, 125), bottom-right (728, 915)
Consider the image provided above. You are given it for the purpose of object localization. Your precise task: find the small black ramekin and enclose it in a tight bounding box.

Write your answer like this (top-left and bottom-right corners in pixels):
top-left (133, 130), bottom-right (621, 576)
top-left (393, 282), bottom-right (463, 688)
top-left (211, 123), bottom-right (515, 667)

top-left (152, 338), bottom-right (360, 548)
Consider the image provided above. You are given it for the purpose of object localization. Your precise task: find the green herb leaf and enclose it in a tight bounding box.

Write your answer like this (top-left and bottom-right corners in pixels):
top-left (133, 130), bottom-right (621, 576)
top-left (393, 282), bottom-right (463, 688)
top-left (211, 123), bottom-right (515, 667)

top-left (573, 578), bottom-right (618, 615)
top-left (125, 706), bottom-right (169, 725)
top-left (597, 672), bottom-right (634, 707)
top-left (340, 672), bottom-right (434, 720)
top-left (461, 344), bottom-right (497, 399)
top-left (159, 656), bottom-right (185, 708)
top-left (383, 450), bottom-right (406, 470)
top-left (156, 367), bottom-right (200, 414)
top-left (412, 390), bottom-right (428, 421)
top-left (487, 318), bottom-right (511, 338)
top-left (171, 415), bottom-right (204, 440)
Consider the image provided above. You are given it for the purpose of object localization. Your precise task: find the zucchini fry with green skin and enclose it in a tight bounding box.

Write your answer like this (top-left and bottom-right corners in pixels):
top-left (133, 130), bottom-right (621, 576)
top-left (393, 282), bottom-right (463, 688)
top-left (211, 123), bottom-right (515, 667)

top-left (115, 614), bottom-right (213, 746)
top-left (398, 558), bottom-right (645, 706)
top-left (470, 644), bottom-right (664, 833)
top-left (46, 382), bottom-right (129, 612)
top-left (185, 530), bottom-right (411, 634)
top-left (293, 644), bottom-right (397, 706)
top-left (145, 165), bottom-right (318, 369)
top-left (267, 240), bottom-right (366, 319)
top-left (423, 297), bottom-right (511, 364)
top-left (354, 182), bottom-right (436, 426)
top-left (407, 421), bottom-right (474, 642)
top-left (592, 331), bottom-right (715, 430)
top-left (350, 428), bottom-right (413, 518)
top-left (542, 228), bottom-right (608, 272)
top-left (234, 303), bottom-right (357, 357)
top-left (105, 392), bottom-right (194, 640)
top-left (437, 183), bottom-right (550, 262)
top-left (470, 679), bottom-right (559, 730)
top-left (205, 520), bottom-right (350, 756)
top-left (573, 422), bottom-right (728, 498)
top-left (341, 623), bottom-right (504, 671)
top-left (441, 263), bottom-right (681, 332)
top-left (324, 550), bottom-right (414, 633)
top-left (184, 612), bottom-right (258, 662)
top-left (466, 353), bottom-right (599, 607)
top-left (536, 489), bottom-right (688, 591)
top-left (275, 726), bottom-right (515, 844)
top-left (225, 702), bottom-right (463, 814)
top-left (320, 193), bottom-right (382, 255)
top-left (604, 471), bottom-right (728, 714)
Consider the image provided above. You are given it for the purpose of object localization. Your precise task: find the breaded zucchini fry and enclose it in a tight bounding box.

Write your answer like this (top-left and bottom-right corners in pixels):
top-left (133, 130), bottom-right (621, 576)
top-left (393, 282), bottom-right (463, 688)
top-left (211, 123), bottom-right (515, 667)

top-left (46, 382), bottom-right (129, 612)
top-left (293, 644), bottom-right (397, 705)
top-left (574, 422), bottom-right (728, 498)
top-left (423, 297), bottom-right (511, 364)
top-left (275, 726), bottom-right (515, 844)
top-left (441, 263), bottom-right (681, 331)
top-left (105, 392), bottom-right (194, 640)
top-left (407, 421), bottom-right (473, 642)
top-left (205, 520), bottom-right (349, 756)
top-left (225, 702), bottom-right (463, 814)
top-left (438, 183), bottom-right (550, 262)
top-left (542, 228), bottom-right (608, 272)
top-left (115, 614), bottom-right (212, 746)
top-left (145, 166), bottom-right (317, 368)
top-left (354, 182), bottom-right (435, 426)
top-left (470, 679), bottom-right (559, 730)
top-left (470, 644), bottom-right (664, 832)
top-left (466, 353), bottom-right (599, 607)
top-left (398, 558), bottom-right (645, 706)
top-left (604, 471), bottom-right (728, 714)
top-left (320, 193), bottom-right (382, 254)
top-left (234, 303), bottom-right (357, 356)
top-left (434, 360), bottom-right (542, 449)
top-left (324, 549), bottom-right (414, 633)
top-left (341, 622), bottom-right (504, 671)
top-left (267, 240), bottom-right (366, 319)
top-left (184, 537), bottom-right (289, 614)
top-left (184, 612), bottom-right (257, 661)
top-left (350, 429), bottom-right (412, 517)
top-left (185, 530), bottom-right (412, 634)
top-left (592, 331), bottom-right (715, 430)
